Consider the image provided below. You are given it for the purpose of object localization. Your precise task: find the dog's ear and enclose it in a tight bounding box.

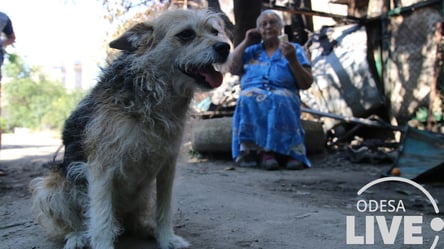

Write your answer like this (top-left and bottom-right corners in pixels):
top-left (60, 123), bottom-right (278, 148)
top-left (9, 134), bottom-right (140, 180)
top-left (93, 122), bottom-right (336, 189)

top-left (109, 23), bottom-right (154, 52)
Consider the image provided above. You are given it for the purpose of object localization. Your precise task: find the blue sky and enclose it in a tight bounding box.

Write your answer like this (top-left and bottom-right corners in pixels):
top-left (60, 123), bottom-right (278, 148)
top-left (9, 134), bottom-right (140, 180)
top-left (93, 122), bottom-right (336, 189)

top-left (2, 0), bottom-right (109, 68)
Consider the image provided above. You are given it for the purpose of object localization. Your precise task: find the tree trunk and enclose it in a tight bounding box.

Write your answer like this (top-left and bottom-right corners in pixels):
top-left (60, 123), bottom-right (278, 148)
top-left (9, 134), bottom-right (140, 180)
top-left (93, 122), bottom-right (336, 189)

top-left (233, 0), bottom-right (262, 46)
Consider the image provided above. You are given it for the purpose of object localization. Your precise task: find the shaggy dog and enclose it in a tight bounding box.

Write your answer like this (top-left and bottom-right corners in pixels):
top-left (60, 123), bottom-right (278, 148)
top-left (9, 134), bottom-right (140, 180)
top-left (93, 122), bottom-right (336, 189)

top-left (30, 9), bottom-right (230, 249)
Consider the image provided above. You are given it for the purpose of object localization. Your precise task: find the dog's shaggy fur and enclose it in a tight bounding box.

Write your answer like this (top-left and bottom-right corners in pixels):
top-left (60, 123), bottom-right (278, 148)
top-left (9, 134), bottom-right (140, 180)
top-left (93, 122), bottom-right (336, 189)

top-left (29, 9), bottom-right (230, 249)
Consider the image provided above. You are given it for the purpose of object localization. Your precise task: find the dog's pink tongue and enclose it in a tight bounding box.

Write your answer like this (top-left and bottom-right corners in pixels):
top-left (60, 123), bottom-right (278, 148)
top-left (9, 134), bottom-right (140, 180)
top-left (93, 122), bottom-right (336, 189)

top-left (199, 67), bottom-right (223, 88)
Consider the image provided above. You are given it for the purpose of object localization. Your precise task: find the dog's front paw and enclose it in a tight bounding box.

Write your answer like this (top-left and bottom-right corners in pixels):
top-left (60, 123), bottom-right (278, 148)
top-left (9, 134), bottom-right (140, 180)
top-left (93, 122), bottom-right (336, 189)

top-left (64, 232), bottom-right (88, 249)
top-left (90, 240), bottom-right (114, 249)
top-left (158, 234), bottom-right (190, 249)
top-left (89, 232), bottom-right (116, 249)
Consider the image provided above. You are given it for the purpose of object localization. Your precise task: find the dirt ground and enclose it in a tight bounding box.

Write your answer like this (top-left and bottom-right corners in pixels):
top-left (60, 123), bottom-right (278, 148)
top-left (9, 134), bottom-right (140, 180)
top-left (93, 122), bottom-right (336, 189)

top-left (1, 127), bottom-right (444, 249)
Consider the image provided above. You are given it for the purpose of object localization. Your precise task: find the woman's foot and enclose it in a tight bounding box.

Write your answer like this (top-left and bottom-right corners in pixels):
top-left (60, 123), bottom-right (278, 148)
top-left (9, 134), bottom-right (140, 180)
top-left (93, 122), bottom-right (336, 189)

top-left (260, 152), bottom-right (279, 170)
top-left (285, 158), bottom-right (307, 170)
top-left (235, 151), bottom-right (258, 168)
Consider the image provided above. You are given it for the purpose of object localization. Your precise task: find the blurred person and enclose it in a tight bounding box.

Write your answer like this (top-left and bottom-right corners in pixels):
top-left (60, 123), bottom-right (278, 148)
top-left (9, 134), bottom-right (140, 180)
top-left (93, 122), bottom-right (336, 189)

top-left (0, 11), bottom-right (16, 176)
top-left (229, 10), bottom-right (312, 170)
top-left (0, 11), bottom-right (15, 82)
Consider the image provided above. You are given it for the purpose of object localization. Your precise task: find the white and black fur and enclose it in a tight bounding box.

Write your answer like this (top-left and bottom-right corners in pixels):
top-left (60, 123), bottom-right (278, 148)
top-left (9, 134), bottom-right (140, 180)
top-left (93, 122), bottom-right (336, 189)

top-left (30, 9), bottom-right (230, 249)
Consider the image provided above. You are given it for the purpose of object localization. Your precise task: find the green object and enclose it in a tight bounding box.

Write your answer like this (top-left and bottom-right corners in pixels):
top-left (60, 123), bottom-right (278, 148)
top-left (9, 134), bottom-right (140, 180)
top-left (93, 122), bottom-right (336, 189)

top-left (387, 127), bottom-right (444, 181)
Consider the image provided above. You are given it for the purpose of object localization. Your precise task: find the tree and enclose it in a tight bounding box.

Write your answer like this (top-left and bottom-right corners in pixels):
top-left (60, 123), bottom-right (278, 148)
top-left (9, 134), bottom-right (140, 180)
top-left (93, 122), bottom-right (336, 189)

top-left (2, 54), bottom-right (86, 131)
top-left (100, 0), bottom-right (235, 49)
top-left (233, 0), bottom-right (261, 46)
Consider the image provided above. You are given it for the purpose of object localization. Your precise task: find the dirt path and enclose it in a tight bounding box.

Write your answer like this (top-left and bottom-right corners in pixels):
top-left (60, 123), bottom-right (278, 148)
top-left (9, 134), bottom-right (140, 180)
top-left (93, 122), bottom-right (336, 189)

top-left (1, 131), bottom-right (443, 249)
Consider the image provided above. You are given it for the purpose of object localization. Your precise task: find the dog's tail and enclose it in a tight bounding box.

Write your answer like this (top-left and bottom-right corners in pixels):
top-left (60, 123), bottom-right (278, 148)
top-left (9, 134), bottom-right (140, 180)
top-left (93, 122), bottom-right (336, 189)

top-left (42, 144), bottom-right (63, 171)
top-left (30, 163), bottom-right (89, 239)
top-left (42, 145), bottom-right (88, 184)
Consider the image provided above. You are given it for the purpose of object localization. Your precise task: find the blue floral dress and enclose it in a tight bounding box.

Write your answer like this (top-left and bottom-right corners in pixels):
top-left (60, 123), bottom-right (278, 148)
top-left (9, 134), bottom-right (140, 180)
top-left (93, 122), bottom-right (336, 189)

top-left (232, 42), bottom-right (312, 167)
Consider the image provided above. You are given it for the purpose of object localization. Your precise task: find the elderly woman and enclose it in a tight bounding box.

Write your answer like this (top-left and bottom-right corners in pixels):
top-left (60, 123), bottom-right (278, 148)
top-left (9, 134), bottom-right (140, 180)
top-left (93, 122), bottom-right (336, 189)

top-left (229, 10), bottom-right (313, 170)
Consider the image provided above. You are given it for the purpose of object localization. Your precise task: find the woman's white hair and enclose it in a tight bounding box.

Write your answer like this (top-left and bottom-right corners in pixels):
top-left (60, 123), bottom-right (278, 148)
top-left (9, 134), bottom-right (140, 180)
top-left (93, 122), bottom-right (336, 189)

top-left (256, 9), bottom-right (284, 28)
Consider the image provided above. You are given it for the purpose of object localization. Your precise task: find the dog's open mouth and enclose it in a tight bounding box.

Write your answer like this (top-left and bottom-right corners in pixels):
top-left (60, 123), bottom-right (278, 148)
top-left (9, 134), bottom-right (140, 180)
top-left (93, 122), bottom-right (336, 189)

top-left (180, 64), bottom-right (223, 89)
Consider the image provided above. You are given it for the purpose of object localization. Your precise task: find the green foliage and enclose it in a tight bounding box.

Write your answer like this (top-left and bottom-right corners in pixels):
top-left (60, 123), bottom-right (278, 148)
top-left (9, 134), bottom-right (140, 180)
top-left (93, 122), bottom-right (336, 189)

top-left (413, 107), bottom-right (443, 123)
top-left (2, 54), bottom-right (87, 132)
top-left (414, 107), bottom-right (429, 122)
top-left (42, 90), bottom-right (86, 130)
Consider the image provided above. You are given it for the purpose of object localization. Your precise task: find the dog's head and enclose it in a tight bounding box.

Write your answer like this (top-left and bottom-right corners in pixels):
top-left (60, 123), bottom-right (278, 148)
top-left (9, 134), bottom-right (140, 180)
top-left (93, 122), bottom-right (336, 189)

top-left (109, 9), bottom-right (231, 90)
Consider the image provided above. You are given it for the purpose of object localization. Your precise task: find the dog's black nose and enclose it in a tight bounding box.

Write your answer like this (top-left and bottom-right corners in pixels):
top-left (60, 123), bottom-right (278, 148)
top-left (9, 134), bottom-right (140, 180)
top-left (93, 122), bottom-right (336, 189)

top-left (213, 42), bottom-right (230, 59)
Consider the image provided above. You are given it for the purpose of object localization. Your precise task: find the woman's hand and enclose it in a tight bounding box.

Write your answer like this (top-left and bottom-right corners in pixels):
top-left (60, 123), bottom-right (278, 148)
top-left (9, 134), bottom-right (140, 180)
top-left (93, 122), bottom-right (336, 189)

top-left (244, 28), bottom-right (262, 46)
top-left (280, 42), bottom-right (313, 90)
top-left (280, 41), bottom-right (298, 63)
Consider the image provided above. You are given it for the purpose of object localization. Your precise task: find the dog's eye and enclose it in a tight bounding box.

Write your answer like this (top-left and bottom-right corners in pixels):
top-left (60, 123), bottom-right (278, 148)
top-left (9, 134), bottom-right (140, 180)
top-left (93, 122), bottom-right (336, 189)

top-left (211, 28), bottom-right (219, 36)
top-left (176, 29), bottom-right (196, 42)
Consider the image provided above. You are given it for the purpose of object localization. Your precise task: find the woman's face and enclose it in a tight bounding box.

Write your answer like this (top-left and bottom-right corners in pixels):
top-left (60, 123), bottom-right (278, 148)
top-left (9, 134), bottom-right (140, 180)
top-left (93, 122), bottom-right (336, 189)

top-left (257, 14), bottom-right (281, 42)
